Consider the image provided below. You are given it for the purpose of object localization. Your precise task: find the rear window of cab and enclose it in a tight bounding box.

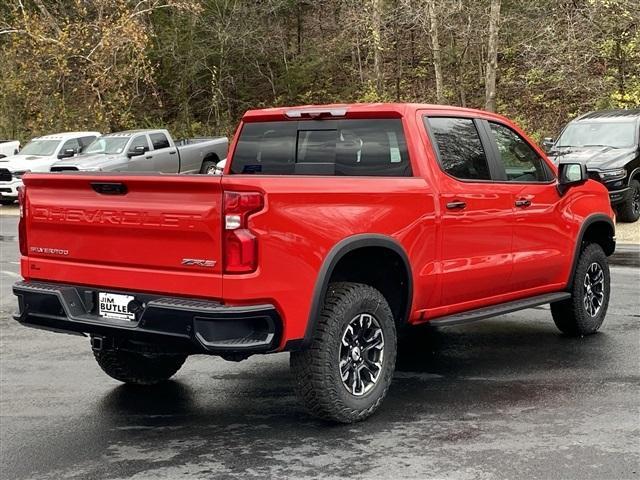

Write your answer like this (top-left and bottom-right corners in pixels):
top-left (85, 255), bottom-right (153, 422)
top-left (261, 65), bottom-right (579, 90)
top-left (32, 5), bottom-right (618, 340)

top-left (230, 119), bottom-right (412, 176)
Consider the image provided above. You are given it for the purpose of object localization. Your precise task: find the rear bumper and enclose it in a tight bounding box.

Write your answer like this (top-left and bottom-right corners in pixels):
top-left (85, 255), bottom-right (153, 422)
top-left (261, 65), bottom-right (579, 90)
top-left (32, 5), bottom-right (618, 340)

top-left (13, 280), bottom-right (281, 356)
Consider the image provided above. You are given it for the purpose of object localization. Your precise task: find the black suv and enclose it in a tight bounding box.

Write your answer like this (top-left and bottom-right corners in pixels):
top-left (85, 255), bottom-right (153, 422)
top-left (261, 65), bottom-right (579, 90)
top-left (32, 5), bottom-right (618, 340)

top-left (545, 109), bottom-right (640, 222)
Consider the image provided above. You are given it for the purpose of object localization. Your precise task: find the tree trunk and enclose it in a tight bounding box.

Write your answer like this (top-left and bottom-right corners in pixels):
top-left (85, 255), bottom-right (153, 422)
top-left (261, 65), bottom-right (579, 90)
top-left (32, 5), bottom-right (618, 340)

top-left (427, 0), bottom-right (445, 104)
top-left (297, 3), bottom-right (303, 56)
top-left (615, 36), bottom-right (625, 96)
top-left (371, 0), bottom-right (384, 95)
top-left (394, 0), bottom-right (401, 101)
top-left (484, 0), bottom-right (501, 112)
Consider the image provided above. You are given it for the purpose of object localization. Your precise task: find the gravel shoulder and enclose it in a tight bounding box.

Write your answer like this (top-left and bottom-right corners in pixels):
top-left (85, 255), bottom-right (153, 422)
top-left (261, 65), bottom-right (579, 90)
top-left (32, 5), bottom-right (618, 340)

top-left (615, 221), bottom-right (639, 244)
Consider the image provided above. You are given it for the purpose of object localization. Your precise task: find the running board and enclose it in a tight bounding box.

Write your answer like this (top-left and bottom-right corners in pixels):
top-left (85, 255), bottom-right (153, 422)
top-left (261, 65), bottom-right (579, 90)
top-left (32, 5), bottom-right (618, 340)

top-left (428, 292), bottom-right (571, 327)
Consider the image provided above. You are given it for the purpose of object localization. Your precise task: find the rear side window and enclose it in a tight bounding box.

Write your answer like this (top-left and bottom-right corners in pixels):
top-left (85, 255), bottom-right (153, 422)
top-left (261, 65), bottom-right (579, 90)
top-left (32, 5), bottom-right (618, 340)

top-left (230, 119), bottom-right (411, 176)
top-left (149, 133), bottom-right (170, 150)
top-left (425, 117), bottom-right (491, 181)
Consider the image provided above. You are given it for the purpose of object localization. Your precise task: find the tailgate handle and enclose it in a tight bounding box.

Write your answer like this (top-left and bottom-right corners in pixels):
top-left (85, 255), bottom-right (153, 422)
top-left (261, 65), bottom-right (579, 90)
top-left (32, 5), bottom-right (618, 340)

top-left (91, 182), bottom-right (128, 195)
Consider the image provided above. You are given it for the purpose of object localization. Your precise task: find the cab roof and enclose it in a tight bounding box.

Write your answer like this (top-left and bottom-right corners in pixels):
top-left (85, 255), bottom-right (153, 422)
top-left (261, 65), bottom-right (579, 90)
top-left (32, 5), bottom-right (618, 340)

top-left (575, 109), bottom-right (640, 122)
top-left (35, 131), bottom-right (101, 141)
top-left (242, 103), bottom-right (511, 123)
top-left (103, 129), bottom-right (167, 138)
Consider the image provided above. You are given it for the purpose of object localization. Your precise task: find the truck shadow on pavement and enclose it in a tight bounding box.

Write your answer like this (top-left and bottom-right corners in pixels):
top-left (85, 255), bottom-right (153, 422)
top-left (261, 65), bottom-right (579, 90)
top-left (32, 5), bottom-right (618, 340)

top-left (8, 318), bottom-right (620, 480)
top-left (97, 318), bottom-right (613, 424)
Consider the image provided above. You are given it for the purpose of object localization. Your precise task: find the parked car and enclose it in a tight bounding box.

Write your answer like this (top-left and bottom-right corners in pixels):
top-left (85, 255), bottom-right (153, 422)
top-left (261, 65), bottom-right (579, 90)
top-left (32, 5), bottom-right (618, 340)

top-left (0, 140), bottom-right (20, 159)
top-left (0, 131), bottom-right (99, 204)
top-left (13, 104), bottom-right (615, 423)
top-left (51, 129), bottom-right (228, 174)
top-left (545, 109), bottom-right (640, 222)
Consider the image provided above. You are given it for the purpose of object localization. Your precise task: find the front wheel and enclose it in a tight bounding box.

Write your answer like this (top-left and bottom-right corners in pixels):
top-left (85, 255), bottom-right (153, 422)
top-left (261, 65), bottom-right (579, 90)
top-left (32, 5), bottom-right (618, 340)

top-left (551, 243), bottom-right (610, 336)
top-left (616, 179), bottom-right (640, 223)
top-left (290, 282), bottom-right (397, 423)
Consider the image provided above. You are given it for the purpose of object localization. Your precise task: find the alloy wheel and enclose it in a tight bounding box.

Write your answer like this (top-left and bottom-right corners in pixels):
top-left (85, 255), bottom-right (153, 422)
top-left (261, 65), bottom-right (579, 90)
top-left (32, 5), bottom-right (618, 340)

top-left (339, 313), bottom-right (385, 396)
top-left (583, 262), bottom-right (605, 317)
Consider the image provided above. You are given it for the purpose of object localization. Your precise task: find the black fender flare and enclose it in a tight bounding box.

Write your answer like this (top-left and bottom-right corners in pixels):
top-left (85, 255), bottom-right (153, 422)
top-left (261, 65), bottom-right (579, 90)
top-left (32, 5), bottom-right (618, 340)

top-left (566, 214), bottom-right (615, 289)
top-left (627, 166), bottom-right (640, 184)
top-left (297, 234), bottom-right (413, 349)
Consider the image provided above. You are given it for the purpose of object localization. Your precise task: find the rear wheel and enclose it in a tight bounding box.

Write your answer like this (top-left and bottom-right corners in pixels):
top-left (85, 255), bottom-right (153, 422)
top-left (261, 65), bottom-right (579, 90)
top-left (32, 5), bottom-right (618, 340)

top-left (290, 282), bottom-right (397, 423)
top-left (551, 243), bottom-right (610, 336)
top-left (93, 346), bottom-right (187, 385)
top-left (200, 159), bottom-right (217, 174)
top-left (616, 179), bottom-right (640, 223)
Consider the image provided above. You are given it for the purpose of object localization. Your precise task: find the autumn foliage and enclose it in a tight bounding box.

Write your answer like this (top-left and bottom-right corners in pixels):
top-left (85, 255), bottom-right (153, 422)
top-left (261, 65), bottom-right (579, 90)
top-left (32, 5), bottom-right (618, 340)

top-left (0, 0), bottom-right (638, 142)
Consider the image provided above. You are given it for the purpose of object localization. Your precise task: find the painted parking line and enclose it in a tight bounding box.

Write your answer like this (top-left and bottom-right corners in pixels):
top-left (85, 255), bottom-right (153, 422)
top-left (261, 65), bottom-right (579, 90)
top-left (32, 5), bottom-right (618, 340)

top-left (1, 270), bottom-right (21, 278)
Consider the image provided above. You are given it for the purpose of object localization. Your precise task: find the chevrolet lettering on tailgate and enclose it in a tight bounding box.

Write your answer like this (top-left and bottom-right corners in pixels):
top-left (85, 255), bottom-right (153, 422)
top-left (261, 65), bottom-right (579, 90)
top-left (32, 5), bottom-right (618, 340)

top-left (31, 207), bottom-right (202, 229)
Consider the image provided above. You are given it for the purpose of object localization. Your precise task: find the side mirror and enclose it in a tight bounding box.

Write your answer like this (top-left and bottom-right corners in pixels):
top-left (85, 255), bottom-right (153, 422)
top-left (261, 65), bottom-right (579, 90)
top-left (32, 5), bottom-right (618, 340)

top-left (557, 162), bottom-right (588, 196)
top-left (127, 145), bottom-right (147, 157)
top-left (58, 148), bottom-right (76, 159)
top-left (541, 137), bottom-right (555, 152)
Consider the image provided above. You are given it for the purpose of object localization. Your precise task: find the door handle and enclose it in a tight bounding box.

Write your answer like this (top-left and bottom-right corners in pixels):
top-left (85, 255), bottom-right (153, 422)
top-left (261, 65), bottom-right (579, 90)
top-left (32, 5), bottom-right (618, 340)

top-left (169, 151), bottom-right (177, 155)
top-left (446, 200), bottom-right (467, 210)
top-left (515, 198), bottom-right (532, 207)
top-left (145, 155), bottom-right (153, 159)
top-left (91, 182), bottom-right (127, 195)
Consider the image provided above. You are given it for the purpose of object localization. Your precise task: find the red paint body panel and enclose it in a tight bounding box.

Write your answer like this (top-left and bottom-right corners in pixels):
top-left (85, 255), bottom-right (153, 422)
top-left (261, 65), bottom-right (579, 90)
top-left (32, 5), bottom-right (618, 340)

top-left (20, 103), bottom-right (615, 350)
top-left (22, 174), bottom-right (224, 297)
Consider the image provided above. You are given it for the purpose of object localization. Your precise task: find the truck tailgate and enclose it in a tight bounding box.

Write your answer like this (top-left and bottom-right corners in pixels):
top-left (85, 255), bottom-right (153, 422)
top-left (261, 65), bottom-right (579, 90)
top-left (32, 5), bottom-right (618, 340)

top-left (21, 173), bottom-right (223, 298)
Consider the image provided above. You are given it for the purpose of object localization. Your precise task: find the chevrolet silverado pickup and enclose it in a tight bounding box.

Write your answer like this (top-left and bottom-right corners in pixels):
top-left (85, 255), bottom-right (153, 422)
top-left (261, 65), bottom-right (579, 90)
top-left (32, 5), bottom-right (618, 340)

top-left (13, 104), bottom-right (616, 423)
top-left (50, 129), bottom-right (227, 174)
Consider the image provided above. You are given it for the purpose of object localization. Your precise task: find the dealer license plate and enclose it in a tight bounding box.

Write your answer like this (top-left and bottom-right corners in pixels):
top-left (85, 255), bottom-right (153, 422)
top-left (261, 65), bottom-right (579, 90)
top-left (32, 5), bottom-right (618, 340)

top-left (98, 292), bottom-right (135, 321)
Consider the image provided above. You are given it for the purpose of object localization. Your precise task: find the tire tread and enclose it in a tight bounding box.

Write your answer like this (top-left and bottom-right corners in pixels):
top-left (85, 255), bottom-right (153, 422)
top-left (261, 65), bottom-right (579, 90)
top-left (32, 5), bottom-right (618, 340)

top-left (93, 349), bottom-right (186, 385)
top-left (616, 179), bottom-right (640, 223)
top-left (290, 282), bottom-right (396, 423)
top-left (551, 243), bottom-right (610, 336)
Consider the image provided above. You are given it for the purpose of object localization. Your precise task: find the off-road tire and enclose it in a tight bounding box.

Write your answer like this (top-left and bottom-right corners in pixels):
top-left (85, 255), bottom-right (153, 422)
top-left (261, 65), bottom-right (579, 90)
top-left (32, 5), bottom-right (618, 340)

top-left (551, 243), bottom-right (610, 336)
top-left (616, 179), bottom-right (640, 223)
top-left (93, 348), bottom-right (187, 385)
top-left (290, 282), bottom-right (397, 423)
top-left (200, 160), bottom-right (217, 174)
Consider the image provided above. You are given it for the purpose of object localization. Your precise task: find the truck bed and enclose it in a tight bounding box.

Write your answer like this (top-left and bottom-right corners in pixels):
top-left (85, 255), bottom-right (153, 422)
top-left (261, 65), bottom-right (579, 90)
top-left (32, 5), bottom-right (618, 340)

top-left (175, 136), bottom-right (228, 173)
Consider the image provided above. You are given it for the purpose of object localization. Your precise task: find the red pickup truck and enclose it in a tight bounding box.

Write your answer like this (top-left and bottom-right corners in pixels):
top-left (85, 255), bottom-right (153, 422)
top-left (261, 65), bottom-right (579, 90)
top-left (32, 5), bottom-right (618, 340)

top-left (13, 104), bottom-right (615, 423)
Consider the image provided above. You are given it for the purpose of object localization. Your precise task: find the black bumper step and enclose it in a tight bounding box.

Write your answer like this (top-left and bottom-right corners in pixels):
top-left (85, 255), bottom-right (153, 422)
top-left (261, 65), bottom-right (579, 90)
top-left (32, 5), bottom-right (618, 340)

top-left (13, 281), bottom-right (281, 355)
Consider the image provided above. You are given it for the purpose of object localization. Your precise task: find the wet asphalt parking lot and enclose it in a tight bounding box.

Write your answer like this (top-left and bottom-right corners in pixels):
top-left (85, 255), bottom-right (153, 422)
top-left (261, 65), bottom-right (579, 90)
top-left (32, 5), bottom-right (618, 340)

top-left (1, 213), bottom-right (639, 479)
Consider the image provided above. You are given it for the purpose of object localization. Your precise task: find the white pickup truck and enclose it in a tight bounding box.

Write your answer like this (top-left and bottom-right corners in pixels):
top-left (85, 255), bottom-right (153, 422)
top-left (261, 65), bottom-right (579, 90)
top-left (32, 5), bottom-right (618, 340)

top-left (0, 131), bottom-right (100, 204)
top-left (51, 129), bottom-right (228, 174)
top-left (0, 140), bottom-right (20, 159)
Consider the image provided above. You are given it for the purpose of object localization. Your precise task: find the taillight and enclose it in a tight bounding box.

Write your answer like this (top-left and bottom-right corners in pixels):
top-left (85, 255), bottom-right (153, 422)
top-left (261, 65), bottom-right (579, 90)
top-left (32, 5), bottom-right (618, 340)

top-left (223, 191), bottom-right (264, 273)
top-left (18, 186), bottom-right (27, 256)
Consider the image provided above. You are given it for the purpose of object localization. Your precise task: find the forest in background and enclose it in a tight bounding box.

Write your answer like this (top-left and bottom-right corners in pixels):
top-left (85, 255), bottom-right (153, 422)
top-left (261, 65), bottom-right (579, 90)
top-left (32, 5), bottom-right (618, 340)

top-left (0, 0), bottom-right (638, 143)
